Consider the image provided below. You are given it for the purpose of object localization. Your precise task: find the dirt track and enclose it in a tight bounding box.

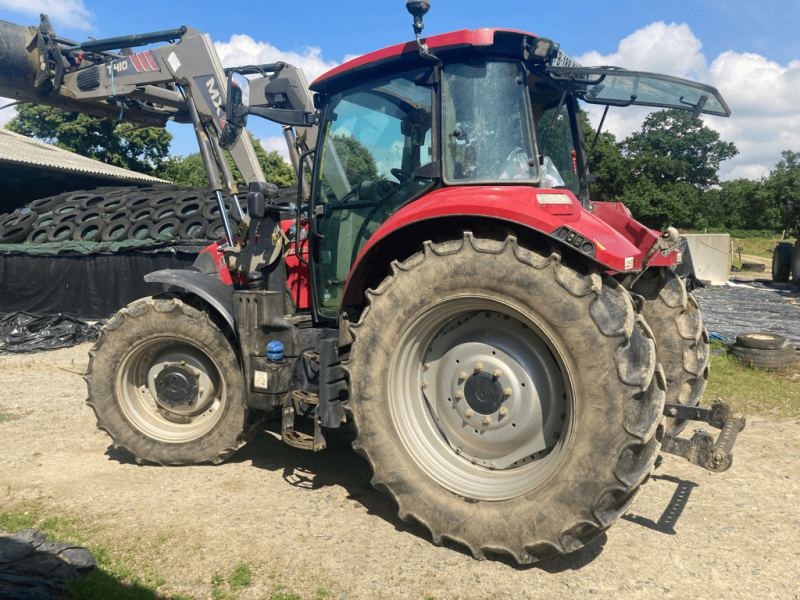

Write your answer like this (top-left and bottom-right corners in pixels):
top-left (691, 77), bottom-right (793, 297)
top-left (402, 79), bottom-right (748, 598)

top-left (1, 344), bottom-right (799, 600)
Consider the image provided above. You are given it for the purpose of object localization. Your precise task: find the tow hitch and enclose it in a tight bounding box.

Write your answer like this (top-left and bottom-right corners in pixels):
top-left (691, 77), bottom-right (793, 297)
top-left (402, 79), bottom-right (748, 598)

top-left (660, 400), bottom-right (746, 473)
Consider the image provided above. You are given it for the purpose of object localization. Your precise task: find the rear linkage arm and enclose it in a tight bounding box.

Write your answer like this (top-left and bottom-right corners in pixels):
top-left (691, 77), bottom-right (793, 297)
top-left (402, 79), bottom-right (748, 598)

top-left (660, 399), bottom-right (746, 473)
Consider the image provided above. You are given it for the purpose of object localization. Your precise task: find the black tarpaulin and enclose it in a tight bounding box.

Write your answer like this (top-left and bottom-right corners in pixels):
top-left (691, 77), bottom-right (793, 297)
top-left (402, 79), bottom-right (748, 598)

top-left (0, 311), bottom-right (105, 353)
top-left (0, 251), bottom-right (197, 319)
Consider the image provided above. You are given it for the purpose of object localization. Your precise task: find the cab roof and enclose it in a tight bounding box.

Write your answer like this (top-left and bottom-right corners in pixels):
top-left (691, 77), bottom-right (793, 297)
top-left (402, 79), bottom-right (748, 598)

top-left (310, 28), bottom-right (536, 94)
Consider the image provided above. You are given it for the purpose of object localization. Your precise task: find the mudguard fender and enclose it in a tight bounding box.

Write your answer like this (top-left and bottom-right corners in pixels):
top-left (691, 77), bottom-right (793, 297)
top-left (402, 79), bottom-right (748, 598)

top-left (144, 269), bottom-right (236, 334)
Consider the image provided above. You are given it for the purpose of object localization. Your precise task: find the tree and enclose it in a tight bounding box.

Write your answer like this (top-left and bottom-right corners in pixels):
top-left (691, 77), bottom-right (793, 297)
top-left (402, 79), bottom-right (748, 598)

top-left (621, 109), bottom-right (738, 191)
top-left (5, 103), bottom-right (172, 175)
top-left (331, 133), bottom-right (380, 184)
top-left (767, 150), bottom-right (800, 219)
top-left (580, 110), bottom-right (630, 202)
top-left (158, 132), bottom-right (297, 188)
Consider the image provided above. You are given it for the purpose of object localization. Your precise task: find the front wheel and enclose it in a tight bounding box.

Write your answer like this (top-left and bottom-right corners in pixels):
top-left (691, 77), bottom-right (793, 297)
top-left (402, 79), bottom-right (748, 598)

top-left (345, 232), bottom-right (665, 563)
top-left (85, 297), bottom-right (258, 465)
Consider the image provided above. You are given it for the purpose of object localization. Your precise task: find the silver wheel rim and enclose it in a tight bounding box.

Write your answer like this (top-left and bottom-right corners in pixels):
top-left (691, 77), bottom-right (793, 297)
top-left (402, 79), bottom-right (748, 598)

top-left (389, 297), bottom-right (572, 501)
top-left (117, 336), bottom-right (227, 443)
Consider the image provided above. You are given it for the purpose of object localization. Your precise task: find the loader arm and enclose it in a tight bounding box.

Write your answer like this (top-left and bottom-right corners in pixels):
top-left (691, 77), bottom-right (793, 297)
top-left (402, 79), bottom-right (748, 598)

top-left (0, 14), bottom-right (318, 188)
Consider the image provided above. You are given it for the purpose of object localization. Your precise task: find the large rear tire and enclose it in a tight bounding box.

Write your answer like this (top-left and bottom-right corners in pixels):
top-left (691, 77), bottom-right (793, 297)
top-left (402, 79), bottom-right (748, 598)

top-left (84, 296), bottom-right (259, 465)
top-left (633, 268), bottom-right (709, 437)
top-left (345, 233), bottom-right (665, 563)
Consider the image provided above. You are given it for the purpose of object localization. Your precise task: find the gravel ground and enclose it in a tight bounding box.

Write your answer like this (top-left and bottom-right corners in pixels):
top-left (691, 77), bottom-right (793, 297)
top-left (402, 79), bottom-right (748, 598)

top-left (1, 345), bottom-right (799, 600)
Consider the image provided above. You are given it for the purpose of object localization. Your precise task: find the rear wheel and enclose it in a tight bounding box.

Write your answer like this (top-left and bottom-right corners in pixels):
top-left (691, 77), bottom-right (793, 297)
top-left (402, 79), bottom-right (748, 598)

top-left (346, 233), bottom-right (665, 563)
top-left (633, 268), bottom-right (709, 437)
top-left (85, 297), bottom-right (258, 465)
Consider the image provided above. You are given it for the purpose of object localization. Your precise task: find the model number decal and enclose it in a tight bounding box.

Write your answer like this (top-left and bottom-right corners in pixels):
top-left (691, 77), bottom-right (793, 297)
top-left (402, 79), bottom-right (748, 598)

top-left (106, 60), bottom-right (129, 75)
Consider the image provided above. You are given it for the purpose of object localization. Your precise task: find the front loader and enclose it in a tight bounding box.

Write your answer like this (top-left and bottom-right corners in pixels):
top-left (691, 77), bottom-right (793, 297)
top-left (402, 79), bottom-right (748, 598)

top-left (1, 2), bottom-right (745, 563)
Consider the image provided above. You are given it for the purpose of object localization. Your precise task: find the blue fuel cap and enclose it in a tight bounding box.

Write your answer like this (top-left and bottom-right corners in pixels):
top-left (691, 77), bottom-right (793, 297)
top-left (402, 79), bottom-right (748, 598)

top-left (267, 341), bottom-right (284, 361)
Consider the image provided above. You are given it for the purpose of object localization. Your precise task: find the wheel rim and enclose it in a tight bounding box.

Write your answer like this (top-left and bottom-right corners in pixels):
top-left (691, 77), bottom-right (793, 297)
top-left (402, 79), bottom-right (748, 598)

top-left (389, 297), bottom-right (571, 501)
top-left (117, 336), bottom-right (227, 443)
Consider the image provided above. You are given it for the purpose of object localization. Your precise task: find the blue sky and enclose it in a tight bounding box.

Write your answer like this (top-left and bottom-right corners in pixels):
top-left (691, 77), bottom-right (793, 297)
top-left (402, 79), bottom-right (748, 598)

top-left (2, 0), bottom-right (799, 180)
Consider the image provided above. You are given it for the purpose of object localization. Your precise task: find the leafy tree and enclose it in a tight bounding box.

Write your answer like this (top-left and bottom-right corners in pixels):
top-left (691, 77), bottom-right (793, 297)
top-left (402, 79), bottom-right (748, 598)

top-left (621, 109), bottom-right (738, 191)
top-left (767, 150), bottom-right (800, 218)
top-left (580, 110), bottom-right (629, 202)
top-left (331, 133), bottom-right (380, 184)
top-left (5, 103), bottom-right (172, 175)
top-left (158, 132), bottom-right (297, 188)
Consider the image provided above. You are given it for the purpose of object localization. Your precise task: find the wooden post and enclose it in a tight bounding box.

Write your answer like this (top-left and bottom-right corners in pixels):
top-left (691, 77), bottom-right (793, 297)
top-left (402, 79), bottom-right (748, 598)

top-left (730, 239), bottom-right (735, 262)
top-left (737, 239), bottom-right (742, 262)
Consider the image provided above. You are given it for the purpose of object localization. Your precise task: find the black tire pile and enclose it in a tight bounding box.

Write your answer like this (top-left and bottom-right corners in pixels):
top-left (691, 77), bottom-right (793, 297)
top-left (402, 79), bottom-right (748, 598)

top-left (0, 185), bottom-right (245, 245)
top-left (729, 332), bottom-right (797, 371)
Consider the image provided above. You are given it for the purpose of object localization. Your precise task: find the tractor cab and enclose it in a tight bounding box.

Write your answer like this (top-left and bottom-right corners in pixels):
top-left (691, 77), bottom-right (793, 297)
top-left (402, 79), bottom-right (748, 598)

top-left (307, 27), bottom-right (730, 318)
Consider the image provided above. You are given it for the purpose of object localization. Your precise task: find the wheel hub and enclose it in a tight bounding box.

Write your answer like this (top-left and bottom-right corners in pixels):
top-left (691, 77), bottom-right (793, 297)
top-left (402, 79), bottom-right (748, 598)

top-left (154, 365), bottom-right (199, 407)
top-left (464, 371), bottom-right (505, 415)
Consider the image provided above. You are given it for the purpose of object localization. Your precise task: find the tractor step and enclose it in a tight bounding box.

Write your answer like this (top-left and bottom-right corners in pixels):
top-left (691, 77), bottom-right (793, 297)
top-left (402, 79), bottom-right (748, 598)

top-left (660, 400), bottom-right (746, 472)
top-left (281, 390), bottom-right (326, 451)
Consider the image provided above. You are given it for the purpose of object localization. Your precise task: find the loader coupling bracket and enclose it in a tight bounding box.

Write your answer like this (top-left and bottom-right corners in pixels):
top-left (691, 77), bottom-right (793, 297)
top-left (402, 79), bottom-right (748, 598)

top-left (659, 400), bottom-right (746, 473)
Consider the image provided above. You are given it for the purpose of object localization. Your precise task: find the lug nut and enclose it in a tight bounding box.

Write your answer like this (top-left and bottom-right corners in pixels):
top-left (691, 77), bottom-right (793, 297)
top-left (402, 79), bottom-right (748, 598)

top-left (421, 381), bottom-right (428, 389)
top-left (163, 362), bottom-right (169, 367)
top-left (474, 363), bottom-right (483, 372)
top-left (499, 407), bottom-right (508, 417)
top-left (459, 372), bottom-right (468, 381)
top-left (482, 416), bottom-right (491, 425)
top-left (423, 363), bottom-right (430, 371)
top-left (198, 388), bottom-right (204, 394)
top-left (713, 453), bottom-right (724, 464)
top-left (503, 388), bottom-right (512, 396)
top-left (180, 360), bottom-right (186, 365)
top-left (465, 409), bottom-right (474, 418)
top-left (490, 462), bottom-right (497, 469)
top-left (471, 457), bottom-right (478, 464)
top-left (455, 447), bottom-right (462, 455)
top-left (493, 369), bottom-right (502, 379)
top-left (668, 408), bottom-right (677, 417)
top-left (195, 370), bottom-right (201, 377)
top-left (455, 391), bottom-right (463, 400)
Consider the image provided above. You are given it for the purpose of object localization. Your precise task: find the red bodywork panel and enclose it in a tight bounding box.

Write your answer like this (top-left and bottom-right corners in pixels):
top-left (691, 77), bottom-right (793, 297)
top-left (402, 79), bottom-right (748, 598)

top-left (196, 222), bottom-right (312, 310)
top-left (342, 188), bottom-right (678, 307)
top-left (311, 28), bottom-right (534, 92)
top-left (282, 219), bottom-right (312, 310)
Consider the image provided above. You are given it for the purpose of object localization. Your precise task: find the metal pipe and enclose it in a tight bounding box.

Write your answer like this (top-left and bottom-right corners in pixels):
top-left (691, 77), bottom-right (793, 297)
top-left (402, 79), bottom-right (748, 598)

top-left (183, 88), bottom-right (235, 246)
top-left (62, 27), bottom-right (187, 54)
top-left (209, 132), bottom-right (245, 220)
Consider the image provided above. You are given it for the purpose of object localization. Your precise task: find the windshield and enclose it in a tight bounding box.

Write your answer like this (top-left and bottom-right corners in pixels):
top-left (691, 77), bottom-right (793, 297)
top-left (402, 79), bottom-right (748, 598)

top-left (313, 68), bottom-right (434, 318)
top-left (443, 61), bottom-right (539, 183)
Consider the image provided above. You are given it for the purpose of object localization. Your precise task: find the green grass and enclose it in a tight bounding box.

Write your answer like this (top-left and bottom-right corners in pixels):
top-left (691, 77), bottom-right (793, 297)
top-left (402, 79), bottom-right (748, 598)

top-left (0, 412), bottom-right (20, 423)
top-left (706, 348), bottom-right (800, 418)
top-left (0, 504), bottom-right (189, 600)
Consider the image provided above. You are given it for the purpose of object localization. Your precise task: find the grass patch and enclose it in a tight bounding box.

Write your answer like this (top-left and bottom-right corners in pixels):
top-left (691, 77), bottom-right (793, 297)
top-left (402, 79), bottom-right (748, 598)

top-left (0, 503), bottom-right (188, 600)
top-left (706, 351), bottom-right (800, 417)
top-left (0, 412), bottom-right (21, 424)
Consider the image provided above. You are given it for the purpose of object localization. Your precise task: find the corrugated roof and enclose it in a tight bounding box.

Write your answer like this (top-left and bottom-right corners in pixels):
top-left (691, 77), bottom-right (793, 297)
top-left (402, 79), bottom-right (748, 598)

top-left (0, 128), bottom-right (168, 183)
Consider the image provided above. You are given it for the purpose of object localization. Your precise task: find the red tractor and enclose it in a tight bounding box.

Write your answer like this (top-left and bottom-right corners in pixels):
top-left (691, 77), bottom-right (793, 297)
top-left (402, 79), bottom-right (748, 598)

top-left (1, 2), bottom-right (744, 563)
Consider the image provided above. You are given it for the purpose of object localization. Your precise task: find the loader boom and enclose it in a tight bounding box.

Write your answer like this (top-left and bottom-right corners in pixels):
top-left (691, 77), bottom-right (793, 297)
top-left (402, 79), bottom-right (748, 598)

top-left (0, 14), bottom-right (318, 195)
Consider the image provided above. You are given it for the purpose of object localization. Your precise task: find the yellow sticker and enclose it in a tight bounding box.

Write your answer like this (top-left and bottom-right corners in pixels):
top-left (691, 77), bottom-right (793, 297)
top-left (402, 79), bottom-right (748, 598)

top-left (595, 239), bottom-right (606, 251)
top-left (271, 230), bottom-right (281, 246)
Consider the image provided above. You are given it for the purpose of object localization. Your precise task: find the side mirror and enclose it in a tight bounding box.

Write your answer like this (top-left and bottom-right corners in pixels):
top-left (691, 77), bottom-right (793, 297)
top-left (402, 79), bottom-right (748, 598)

top-left (220, 72), bottom-right (250, 150)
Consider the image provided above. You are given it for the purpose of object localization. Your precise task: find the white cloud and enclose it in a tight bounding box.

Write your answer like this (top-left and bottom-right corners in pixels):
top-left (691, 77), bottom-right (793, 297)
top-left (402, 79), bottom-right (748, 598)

top-left (214, 34), bottom-right (340, 86)
top-left (259, 135), bottom-right (291, 164)
top-left (0, 97), bottom-right (18, 127)
top-left (0, 0), bottom-right (93, 30)
top-left (575, 21), bottom-right (800, 181)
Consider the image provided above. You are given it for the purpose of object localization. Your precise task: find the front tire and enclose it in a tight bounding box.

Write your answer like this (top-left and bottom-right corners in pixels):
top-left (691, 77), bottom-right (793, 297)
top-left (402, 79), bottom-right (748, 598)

top-left (345, 233), bottom-right (665, 563)
top-left (85, 297), bottom-right (257, 465)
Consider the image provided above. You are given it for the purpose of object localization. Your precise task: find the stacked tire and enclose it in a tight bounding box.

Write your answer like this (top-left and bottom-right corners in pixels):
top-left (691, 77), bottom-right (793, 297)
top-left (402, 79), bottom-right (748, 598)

top-left (0, 185), bottom-right (245, 245)
top-left (730, 333), bottom-right (797, 371)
